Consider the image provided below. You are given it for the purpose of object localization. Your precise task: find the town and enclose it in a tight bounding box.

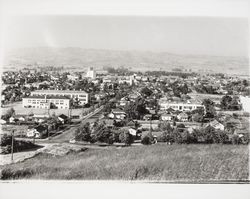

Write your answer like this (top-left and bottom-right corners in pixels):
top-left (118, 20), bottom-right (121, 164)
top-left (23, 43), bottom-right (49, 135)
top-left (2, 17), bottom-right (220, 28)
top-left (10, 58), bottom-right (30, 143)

top-left (1, 65), bottom-right (249, 154)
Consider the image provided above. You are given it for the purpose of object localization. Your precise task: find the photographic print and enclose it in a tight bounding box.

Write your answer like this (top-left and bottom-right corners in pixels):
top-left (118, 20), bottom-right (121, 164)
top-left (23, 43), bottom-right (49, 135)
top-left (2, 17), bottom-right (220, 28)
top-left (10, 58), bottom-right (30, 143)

top-left (0, 0), bottom-right (249, 184)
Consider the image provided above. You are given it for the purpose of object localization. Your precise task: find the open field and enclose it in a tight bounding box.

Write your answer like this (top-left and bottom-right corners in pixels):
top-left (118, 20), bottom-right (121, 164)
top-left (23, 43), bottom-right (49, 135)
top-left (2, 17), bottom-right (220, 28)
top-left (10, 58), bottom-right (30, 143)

top-left (2, 102), bottom-right (88, 116)
top-left (0, 144), bottom-right (248, 182)
top-left (0, 125), bottom-right (29, 136)
top-left (189, 93), bottom-right (223, 103)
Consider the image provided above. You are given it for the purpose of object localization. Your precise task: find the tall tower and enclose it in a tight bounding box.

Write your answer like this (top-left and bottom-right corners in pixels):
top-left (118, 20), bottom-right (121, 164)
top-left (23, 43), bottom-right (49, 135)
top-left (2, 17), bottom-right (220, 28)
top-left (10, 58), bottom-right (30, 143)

top-left (86, 67), bottom-right (96, 79)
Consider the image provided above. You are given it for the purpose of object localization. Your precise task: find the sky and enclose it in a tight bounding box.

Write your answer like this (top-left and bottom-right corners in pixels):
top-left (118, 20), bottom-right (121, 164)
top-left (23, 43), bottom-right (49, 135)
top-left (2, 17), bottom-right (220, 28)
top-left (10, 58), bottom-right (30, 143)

top-left (2, 15), bottom-right (249, 57)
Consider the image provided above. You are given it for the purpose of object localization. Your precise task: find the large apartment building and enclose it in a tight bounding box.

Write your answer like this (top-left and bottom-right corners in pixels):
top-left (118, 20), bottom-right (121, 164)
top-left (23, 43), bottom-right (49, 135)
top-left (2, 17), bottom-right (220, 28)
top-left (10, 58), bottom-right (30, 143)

top-left (159, 98), bottom-right (204, 112)
top-left (30, 90), bottom-right (89, 105)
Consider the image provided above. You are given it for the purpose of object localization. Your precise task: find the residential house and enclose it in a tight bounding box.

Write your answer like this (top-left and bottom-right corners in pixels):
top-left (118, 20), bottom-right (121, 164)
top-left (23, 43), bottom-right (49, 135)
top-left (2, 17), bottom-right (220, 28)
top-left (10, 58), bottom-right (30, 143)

top-left (205, 119), bottom-right (225, 131)
top-left (58, 114), bottom-right (69, 124)
top-left (161, 113), bottom-right (172, 121)
top-left (143, 114), bottom-right (152, 121)
top-left (108, 109), bottom-right (126, 120)
top-left (26, 125), bottom-right (48, 138)
top-left (177, 112), bottom-right (188, 122)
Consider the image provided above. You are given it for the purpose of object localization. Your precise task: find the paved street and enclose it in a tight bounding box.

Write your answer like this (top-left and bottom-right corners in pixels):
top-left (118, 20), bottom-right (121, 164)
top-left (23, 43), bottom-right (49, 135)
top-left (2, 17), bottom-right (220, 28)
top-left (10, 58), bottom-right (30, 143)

top-left (48, 106), bottom-right (104, 143)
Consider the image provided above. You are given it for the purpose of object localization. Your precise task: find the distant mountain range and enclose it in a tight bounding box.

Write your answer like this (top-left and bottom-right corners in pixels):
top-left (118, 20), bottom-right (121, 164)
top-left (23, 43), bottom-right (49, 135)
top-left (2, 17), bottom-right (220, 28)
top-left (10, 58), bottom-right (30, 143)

top-left (3, 47), bottom-right (249, 75)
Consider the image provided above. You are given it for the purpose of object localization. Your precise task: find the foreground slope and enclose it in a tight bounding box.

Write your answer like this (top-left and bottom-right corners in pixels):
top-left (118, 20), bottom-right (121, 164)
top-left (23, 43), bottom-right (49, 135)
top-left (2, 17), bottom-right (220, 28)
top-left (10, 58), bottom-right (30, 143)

top-left (0, 144), bottom-right (249, 182)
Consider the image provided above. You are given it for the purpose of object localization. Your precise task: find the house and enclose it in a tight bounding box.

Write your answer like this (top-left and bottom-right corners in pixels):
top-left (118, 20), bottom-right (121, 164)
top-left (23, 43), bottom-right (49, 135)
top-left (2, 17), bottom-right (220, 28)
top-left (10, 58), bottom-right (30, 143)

top-left (128, 128), bottom-right (137, 136)
top-left (177, 112), bottom-right (188, 122)
top-left (161, 113), bottom-right (172, 121)
top-left (108, 109), bottom-right (126, 120)
top-left (143, 114), bottom-right (152, 121)
top-left (26, 125), bottom-right (48, 138)
top-left (9, 116), bottom-right (16, 123)
top-left (58, 114), bottom-right (69, 124)
top-left (166, 107), bottom-right (175, 113)
top-left (0, 119), bottom-right (7, 124)
top-left (15, 115), bottom-right (26, 122)
top-left (205, 119), bottom-right (225, 131)
top-left (119, 97), bottom-right (130, 106)
top-left (33, 114), bottom-right (50, 123)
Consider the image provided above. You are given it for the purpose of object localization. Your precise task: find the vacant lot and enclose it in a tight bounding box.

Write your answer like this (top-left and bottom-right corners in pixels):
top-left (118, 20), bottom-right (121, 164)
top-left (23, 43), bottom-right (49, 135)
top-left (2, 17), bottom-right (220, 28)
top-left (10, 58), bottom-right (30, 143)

top-left (2, 102), bottom-right (88, 116)
top-left (1, 125), bottom-right (29, 136)
top-left (0, 144), bottom-right (248, 182)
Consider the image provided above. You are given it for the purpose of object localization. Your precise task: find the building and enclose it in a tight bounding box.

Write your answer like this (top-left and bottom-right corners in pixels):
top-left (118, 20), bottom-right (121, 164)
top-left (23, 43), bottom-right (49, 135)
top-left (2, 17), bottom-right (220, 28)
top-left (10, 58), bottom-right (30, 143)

top-left (67, 74), bottom-right (79, 81)
top-left (30, 89), bottom-right (89, 105)
top-left (177, 112), bottom-right (189, 122)
top-left (159, 98), bottom-right (204, 112)
top-left (240, 96), bottom-right (250, 113)
top-left (108, 109), bottom-right (126, 120)
top-left (205, 119), bottom-right (225, 131)
top-left (161, 113), bottom-right (172, 121)
top-left (118, 76), bottom-right (135, 85)
top-left (27, 125), bottom-right (48, 138)
top-left (23, 95), bottom-right (70, 109)
top-left (86, 67), bottom-right (96, 79)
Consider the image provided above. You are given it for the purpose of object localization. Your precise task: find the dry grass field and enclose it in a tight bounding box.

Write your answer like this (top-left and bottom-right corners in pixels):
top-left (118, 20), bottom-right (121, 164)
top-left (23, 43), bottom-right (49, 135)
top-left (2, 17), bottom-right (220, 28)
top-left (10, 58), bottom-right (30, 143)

top-left (0, 144), bottom-right (249, 182)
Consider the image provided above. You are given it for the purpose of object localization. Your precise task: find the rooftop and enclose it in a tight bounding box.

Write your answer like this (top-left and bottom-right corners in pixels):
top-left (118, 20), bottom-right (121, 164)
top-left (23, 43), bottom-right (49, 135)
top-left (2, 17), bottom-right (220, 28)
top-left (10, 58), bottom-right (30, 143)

top-left (31, 89), bottom-right (88, 94)
top-left (23, 95), bottom-right (70, 100)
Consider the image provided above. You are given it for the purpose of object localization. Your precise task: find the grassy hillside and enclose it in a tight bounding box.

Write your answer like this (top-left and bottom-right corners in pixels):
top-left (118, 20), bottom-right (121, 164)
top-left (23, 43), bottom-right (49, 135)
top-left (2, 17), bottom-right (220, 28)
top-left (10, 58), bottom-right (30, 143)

top-left (0, 144), bottom-right (249, 182)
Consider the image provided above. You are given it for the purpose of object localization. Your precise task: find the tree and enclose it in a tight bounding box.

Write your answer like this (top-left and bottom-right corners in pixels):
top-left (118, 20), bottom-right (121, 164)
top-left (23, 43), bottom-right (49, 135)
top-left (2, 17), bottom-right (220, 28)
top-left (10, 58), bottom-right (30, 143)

top-left (192, 113), bottom-right (203, 122)
top-left (75, 122), bottom-right (91, 142)
top-left (124, 98), bottom-right (149, 120)
top-left (141, 87), bottom-right (153, 97)
top-left (119, 129), bottom-right (134, 145)
top-left (91, 122), bottom-right (114, 144)
top-left (2, 108), bottom-right (15, 121)
top-left (141, 132), bottom-right (154, 145)
top-left (158, 121), bottom-right (172, 132)
top-left (202, 99), bottom-right (216, 119)
top-left (220, 95), bottom-right (232, 110)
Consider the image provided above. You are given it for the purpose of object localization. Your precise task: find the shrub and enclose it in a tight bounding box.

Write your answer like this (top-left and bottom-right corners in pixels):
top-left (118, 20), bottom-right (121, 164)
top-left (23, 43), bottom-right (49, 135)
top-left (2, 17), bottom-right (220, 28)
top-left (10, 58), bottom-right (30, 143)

top-left (141, 132), bottom-right (154, 145)
top-left (75, 123), bottom-right (91, 142)
top-left (119, 130), bottom-right (134, 145)
top-left (1, 134), bottom-right (12, 146)
top-left (157, 131), bottom-right (174, 143)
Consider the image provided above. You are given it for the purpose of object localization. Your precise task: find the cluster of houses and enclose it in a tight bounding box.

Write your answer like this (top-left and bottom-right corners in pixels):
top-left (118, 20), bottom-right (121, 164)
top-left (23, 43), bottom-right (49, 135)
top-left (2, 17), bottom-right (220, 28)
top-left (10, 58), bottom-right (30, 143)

top-left (1, 113), bottom-right (70, 138)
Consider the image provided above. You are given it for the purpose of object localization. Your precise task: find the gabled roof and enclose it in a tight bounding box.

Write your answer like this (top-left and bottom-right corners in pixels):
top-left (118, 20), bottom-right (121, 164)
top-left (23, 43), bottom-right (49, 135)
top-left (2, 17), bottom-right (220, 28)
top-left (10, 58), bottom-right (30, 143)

top-left (35, 125), bottom-right (47, 132)
top-left (58, 114), bottom-right (68, 120)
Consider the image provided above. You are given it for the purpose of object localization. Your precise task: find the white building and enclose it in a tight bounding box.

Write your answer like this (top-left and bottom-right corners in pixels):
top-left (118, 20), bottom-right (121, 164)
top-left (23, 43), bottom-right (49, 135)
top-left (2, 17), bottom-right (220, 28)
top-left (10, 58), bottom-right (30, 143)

top-left (240, 96), bottom-right (250, 113)
top-left (30, 89), bottom-right (89, 105)
top-left (118, 76), bottom-right (135, 85)
top-left (23, 95), bottom-right (70, 109)
top-left (67, 74), bottom-right (79, 81)
top-left (86, 67), bottom-right (96, 79)
top-left (159, 98), bottom-right (204, 112)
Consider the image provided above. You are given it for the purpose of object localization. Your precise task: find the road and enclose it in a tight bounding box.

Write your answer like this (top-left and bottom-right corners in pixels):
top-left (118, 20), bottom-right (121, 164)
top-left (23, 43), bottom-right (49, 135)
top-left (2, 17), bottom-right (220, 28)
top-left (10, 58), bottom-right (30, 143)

top-left (46, 106), bottom-right (104, 143)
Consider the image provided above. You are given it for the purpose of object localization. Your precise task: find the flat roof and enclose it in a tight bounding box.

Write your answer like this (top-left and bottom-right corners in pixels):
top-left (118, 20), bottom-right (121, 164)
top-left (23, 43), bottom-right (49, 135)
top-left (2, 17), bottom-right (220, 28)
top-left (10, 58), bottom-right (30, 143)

top-left (31, 89), bottom-right (88, 94)
top-left (23, 95), bottom-right (70, 100)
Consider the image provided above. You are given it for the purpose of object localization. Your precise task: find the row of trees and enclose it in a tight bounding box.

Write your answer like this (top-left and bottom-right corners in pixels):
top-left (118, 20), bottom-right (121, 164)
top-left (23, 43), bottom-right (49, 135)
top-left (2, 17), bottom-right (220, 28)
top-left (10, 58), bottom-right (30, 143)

top-left (142, 128), bottom-right (248, 145)
top-left (141, 122), bottom-right (249, 145)
top-left (75, 121), bottom-right (134, 145)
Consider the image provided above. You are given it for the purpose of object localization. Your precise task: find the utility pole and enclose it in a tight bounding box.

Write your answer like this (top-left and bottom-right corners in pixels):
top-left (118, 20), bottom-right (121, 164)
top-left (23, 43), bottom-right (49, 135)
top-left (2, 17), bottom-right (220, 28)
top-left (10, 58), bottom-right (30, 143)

top-left (11, 130), bottom-right (14, 162)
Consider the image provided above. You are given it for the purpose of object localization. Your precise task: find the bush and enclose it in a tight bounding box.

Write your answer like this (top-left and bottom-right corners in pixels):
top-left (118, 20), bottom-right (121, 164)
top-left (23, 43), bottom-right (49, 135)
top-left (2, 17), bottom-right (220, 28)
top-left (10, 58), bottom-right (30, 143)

top-left (119, 130), bottom-right (134, 145)
top-left (1, 134), bottom-right (12, 146)
top-left (75, 123), bottom-right (91, 142)
top-left (141, 132), bottom-right (154, 145)
top-left (157, 131), bottom-right (174, 143)
top-left (0, 134), bottom-right (38, 154)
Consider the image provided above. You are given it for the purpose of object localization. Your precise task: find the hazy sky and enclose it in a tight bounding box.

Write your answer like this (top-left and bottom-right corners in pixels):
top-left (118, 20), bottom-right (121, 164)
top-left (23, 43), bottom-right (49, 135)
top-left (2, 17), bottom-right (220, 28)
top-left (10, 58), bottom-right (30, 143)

top-left (3, 15), bottom-right (249, 57)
